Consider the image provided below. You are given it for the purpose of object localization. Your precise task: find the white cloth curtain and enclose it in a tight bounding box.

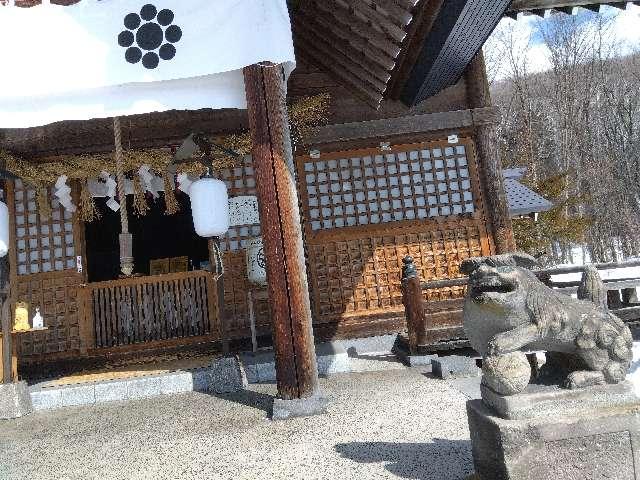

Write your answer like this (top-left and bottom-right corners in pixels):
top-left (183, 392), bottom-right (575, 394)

top-left (0, 0), bottom-right (295, 128)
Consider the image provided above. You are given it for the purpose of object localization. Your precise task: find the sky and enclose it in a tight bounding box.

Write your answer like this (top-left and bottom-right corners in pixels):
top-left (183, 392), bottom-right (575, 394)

top-left (486, 4), bottom-right (640, 80)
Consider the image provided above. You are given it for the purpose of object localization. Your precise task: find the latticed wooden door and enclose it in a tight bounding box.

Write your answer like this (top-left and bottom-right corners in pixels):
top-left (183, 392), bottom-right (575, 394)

top-left (296, 138), bottom-right (493, 333)
top-left (6, 179), bottom-right (85, 359)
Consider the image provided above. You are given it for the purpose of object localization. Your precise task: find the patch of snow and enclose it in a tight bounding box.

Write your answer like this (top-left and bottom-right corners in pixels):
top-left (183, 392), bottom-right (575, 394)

top-left (626, 342), bottom-right (640, 398)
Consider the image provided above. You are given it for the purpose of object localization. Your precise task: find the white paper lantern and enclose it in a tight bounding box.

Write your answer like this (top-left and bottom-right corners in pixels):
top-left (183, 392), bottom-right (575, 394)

top-left (246, 237), bottom-right (267, 285)
top-left (0, 201), bottom-right (8, 258)
top-left (190, 178), bottom-right (229, 238)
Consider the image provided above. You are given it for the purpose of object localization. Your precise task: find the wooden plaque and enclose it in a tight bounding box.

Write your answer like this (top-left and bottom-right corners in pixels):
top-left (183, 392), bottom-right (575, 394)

top-left (150, 258), bottom-right (170, 276)
top-left (170, 256), bottom-right (189, 273)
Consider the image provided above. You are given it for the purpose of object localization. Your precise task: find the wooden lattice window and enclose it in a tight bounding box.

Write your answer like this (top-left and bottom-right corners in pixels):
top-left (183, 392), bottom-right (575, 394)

top-left (12, 179), bottom-right (76, 275)
top-left (302, 144), bottom-right (475, 232)
top-left (218, 156), bottom-right (261, 252)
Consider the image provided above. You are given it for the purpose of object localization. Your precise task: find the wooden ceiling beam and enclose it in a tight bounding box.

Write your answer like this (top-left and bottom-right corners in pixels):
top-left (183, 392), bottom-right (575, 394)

top-left (311, 0), bottom-right (402, 58)
top-left (293, 28), bottom-right (388, 94)
top-left (294, 42), bottom-right (384, 109)
top-left (336, 0), bottom-right (408, 43)
top-left (293, 22), bottom-right (392, 85)
top-left (364, 0), bottom-right (414, 27)
top-left (392, 0), bottom-right (422, 10)
top-left (296, 5), bottom-right (396, 70)
top-left (1, 109), bottom-right (250, 158)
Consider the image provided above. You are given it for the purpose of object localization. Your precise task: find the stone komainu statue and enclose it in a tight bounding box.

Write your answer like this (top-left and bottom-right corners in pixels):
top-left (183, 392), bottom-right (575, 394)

top-left (461, 253), bottom-right (633, 390)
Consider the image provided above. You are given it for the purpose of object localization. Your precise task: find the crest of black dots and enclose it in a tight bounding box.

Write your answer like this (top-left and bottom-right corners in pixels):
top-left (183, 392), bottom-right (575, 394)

top-left (118, 4), bottom-right (182, 70)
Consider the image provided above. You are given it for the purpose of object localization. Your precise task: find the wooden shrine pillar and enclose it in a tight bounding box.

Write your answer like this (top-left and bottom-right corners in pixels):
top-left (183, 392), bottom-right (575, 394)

top-left (465, 52), bottom-right (516, 254)
top-left (243, 63), bottom-right (320, 400)
top-left (0, 151), bottom-right (11, 383)
top-left (1, 255), bottom-right (11, 384)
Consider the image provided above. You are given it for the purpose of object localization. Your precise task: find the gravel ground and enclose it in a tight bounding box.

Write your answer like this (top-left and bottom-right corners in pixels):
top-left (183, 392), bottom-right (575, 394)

top-left (0, 368), bottom-right (474, 480)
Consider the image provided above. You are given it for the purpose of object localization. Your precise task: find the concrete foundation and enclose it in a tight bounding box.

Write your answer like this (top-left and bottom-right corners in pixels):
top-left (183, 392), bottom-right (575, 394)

top-left (240, 343), bottom-right (350, 384)
top-left (272, 394), bottom-right (329, 421)
top-left (467, 382), bottom-right (640, 480)
top-left (0, 381), bottom-right (33, 420)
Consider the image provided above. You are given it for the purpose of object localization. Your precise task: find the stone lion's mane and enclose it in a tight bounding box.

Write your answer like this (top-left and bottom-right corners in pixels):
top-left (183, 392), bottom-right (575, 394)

top-left (521, 270), bottom-right (575, 337)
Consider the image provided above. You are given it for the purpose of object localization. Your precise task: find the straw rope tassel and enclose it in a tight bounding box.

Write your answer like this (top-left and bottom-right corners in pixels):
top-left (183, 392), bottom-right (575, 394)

top-left (114, 117), bottom-right (134, 276)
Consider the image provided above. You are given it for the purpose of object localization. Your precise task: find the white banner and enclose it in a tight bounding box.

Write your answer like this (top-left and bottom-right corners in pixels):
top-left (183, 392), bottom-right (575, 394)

top-left (0, 0), bottom-right (295, 128)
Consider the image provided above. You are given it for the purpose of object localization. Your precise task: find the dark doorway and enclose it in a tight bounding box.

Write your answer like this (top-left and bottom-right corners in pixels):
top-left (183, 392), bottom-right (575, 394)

top-left (84, 192), bottom-right (209, 282)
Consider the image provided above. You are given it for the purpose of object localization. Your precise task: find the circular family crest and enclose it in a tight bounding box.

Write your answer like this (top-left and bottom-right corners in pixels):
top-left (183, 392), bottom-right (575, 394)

top-left (118, 4), bottom-right (182, 70)
top-left (256, 247), bottom-right (266, 270)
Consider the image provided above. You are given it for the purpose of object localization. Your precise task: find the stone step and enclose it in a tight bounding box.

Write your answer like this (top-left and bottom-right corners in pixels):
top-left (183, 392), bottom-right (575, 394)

top-left (29, 356), bottom-right (245, 412)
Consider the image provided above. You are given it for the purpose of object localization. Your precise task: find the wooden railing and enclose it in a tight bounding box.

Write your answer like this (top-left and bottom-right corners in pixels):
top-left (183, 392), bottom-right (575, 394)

top-left (77, 271), bottom-right (219, 351)
top-left (401, 256), bottom-right (640, 355)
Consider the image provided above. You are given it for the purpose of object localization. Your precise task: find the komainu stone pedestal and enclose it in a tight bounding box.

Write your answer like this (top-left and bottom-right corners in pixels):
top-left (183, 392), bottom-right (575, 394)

top-left (467, 381), bottom-right (640, 480)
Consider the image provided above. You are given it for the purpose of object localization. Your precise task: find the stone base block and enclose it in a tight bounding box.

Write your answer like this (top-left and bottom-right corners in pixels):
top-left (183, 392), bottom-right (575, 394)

top-left (433, 355), bottom-right (480, 379)
top-left (467, 392), bottom-right (640, 480)
top-left (194, 356), bottom-right (247, 394)
top-left (481, 380), bottom-right (638, 421)
top-left (0, 381), bottom-right (33, 420)
top-left (272, 394), bottom-right (329, 421)
top-left (393, 344), bottom-right (438, 368)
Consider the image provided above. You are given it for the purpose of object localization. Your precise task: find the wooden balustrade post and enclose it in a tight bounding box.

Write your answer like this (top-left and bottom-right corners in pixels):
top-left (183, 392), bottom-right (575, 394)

top-left (243, 63), bottom-right (320, 402)
top-left (401, 256), bottom-right (427, 355)
top-left (464, 52), bottom-right (516, 254)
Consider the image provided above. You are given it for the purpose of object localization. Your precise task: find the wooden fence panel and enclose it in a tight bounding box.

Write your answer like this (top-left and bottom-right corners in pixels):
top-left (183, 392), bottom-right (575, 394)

top-left (79, 271), bottom-right (220, 349)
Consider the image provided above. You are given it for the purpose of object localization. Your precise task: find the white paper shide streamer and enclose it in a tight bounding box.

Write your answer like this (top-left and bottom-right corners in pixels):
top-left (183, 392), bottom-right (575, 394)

top-left (54, 175), bottom-right (77, 213)
top-left (138, 165), bottom-right (159, 198)
top-left (176, 173), bottom-right (193, 195)
top-left (101, 171), bottom-right (120, 212)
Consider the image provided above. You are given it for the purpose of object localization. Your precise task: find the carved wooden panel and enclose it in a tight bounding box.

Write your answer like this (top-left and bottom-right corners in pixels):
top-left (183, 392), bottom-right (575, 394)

top-left (14, 270), bottom-right (83, 356)
top-left (306, 223), bottom-right (486, 322)
top-left (221, 251), bottom-right (270, 336)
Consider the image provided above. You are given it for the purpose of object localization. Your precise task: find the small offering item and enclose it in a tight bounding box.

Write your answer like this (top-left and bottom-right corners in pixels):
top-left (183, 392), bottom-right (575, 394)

top-left (32, 307), bottom-right (44, 329)
top-left (13, 302), bottom-right (30, 332)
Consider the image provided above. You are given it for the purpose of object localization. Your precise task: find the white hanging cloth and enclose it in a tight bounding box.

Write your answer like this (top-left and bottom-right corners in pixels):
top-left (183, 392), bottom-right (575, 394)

top-left (0, 0), bottom-right (295, 128)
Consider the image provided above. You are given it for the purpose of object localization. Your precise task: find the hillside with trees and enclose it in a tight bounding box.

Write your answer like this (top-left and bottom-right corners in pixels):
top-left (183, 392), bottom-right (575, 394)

top-left (487, 12), bottom-right (640, 264)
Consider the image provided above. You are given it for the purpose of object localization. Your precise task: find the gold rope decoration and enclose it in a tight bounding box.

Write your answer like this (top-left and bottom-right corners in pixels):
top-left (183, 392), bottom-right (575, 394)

top-left (37, 188), bottom-right (52, 219)
top-left (162, 172), bottom-right (179, 216)
top-left (288, 93), bottom-right (330, 149)
top-left (132, 175), bottom-right (150, 217)
top-left (79, 180), bottom-right (100, 223)
top-left (0, 94), bottom-right (331, 217)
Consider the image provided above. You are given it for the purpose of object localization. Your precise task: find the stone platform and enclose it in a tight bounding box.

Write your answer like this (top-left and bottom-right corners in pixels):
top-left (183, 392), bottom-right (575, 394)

top-left (467, 381), bottom-right (640, 480)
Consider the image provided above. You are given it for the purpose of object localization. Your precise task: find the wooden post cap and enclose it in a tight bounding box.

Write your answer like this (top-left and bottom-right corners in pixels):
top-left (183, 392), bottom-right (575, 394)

top-left (402, 256), bottom-right (417, 280)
